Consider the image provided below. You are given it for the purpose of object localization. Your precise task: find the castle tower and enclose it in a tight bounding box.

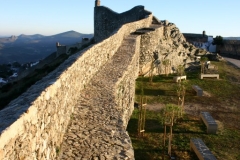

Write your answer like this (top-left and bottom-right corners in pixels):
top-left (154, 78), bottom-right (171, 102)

top-left (95, 0), bottom-right (100, 7)
top-left (203, 30), bottom-right (206, 37)
top-left (94, 0), bottom-right (101, 42)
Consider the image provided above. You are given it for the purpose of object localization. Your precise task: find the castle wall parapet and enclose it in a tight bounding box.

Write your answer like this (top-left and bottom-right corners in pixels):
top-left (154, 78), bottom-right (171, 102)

top-left (94, 5), bottom-right (152, 43)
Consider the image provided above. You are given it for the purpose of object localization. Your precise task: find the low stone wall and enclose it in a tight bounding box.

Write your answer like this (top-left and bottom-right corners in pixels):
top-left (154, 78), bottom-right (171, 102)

top-left (217, 40), bottom-right (240, 56)
top-left (0, 15), bottom-right (152, 160)
top-left (115, 36), bottom-right (140, 128)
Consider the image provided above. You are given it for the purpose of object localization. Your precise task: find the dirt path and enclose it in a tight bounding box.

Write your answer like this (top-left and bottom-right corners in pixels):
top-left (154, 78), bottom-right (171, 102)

top-left (223, 57), bottom-right (240, 68)
top-left (145, 88), bottom-right (240, 130)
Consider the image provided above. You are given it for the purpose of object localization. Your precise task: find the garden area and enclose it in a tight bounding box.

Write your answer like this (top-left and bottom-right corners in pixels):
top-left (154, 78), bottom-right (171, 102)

top-left (127, 60), bottom-right (240, 160)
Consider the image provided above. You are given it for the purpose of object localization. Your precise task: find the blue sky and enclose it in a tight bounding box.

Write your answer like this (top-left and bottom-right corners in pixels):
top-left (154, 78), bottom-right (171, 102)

top-left (0, 0), bottom-right (240, 37)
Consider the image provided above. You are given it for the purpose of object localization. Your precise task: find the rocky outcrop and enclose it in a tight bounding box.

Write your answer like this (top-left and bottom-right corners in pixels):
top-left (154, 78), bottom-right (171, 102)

top-left (138, 20), bottom-right (209, 76)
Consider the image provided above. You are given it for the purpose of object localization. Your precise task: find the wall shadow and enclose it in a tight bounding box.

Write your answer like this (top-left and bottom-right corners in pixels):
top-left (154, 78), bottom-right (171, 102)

top-left (135, 88), bottom-right (176, 96)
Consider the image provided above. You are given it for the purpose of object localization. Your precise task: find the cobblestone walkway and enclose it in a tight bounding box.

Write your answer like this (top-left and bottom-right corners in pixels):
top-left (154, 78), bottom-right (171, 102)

top-left (58, 35), bottom-right (138, 160)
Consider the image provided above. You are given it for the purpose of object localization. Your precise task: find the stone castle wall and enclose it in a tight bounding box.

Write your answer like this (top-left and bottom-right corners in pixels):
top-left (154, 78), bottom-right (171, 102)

top-left (0, 14), bottom-right (152, 159)
top-left (217, 40), bottom-right (240, 57)
top-left (58, 35), bottom-right (141, 159)
top-left (56, 42), bottom-right (85, 56)
top-left (94, 5), bottom-right (151, 43)
top-left (114, 36), bottom-right (140, 128)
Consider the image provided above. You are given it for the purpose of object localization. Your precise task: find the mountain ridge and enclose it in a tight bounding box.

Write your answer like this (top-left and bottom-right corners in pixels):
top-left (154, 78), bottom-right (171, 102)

top-left (0, 31), bottom-right (93, 64)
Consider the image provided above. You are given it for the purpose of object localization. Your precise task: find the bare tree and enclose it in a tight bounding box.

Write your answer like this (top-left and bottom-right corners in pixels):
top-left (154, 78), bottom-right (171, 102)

top-left (161, 104), bottom-right (180, 156)
top-left (137, 76), bottom-right (147, 137)
top-left (200, 57), bottom-right (208, 74)
top-left (176, 81), bottom-right (186, 116)
top-left (149, 51), bottom-right (159, 83)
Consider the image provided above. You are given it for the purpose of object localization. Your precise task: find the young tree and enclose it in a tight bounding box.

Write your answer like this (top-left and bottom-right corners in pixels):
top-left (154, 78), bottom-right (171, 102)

top-left (161, 104), bottom-right (180, 156)
top-left (149, 56), bottom-right (154, 84)
top-left (176, 65), bottom-right (185, 80)
top-left (176, 81), bottom-right (186, 116)
top-left (200, 56), bottom-right (208, 74)
top-left (137, 76), bottom-right (147, 137)
top-left (162, 59), bottom-right (171, 76)
top-left (149, 51), bottom-right (159, 83)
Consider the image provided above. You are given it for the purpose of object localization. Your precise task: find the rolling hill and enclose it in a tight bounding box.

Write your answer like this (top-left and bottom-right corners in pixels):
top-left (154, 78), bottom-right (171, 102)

top-left (0, 31), bottom-right (93, 64)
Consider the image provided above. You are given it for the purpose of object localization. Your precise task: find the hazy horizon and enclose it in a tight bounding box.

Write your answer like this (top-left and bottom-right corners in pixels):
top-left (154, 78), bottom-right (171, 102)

top-left (1, 31), bottom-right (240, 39)
top-left (0, 30), bottom-right (93, 38)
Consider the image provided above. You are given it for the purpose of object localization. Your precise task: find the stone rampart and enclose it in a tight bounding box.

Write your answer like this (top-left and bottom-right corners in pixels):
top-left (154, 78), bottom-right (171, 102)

top-left (56, 43), bottom-right (83, 56)
top-left (0, 13), bottom-right (152, 160)
top-left (114, 36), bottom-right (140, 128)
top-left (59, 35), bottom-right (141, 159)
top-left (94, 5), bottom-right (152, 43)
top-left (217, 40), bottom-right (240, 57)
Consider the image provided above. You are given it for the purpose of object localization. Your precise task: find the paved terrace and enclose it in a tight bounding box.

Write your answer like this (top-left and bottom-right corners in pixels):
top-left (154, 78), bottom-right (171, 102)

top-left (58, 35), bottom-right (139, 160)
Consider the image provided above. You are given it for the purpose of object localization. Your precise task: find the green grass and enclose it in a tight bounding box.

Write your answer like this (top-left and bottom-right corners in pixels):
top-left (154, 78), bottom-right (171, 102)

top-left (127, 109), bottom-right (240, 160)
top-left (129, 60), bottom-right (240, 160)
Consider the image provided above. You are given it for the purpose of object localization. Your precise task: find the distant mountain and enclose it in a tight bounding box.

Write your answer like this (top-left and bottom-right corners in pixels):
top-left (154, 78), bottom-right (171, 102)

top-left (49, 30), bottom-right (86, 38)
top-left (18, 34), bottom-right (45, 40)
top-left (0, 31), bottom-right (93, 64)
top-left (0, 35), bottom-right (18, 43)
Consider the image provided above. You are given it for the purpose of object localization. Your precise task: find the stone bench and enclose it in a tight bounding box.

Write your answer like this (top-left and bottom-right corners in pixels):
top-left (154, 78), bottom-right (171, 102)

top-left (173, 75), bottom-right (186, 82)
top-left (192, 85), bottom-right (203, 96)
top-left (190, 138), bottom-right (217, 160)
top-left (207, 64), bottom-right (215, 69)
top-left (200, 74), bottom-right (219, 79)
top-left (200, 112), bottom-right (218, 134)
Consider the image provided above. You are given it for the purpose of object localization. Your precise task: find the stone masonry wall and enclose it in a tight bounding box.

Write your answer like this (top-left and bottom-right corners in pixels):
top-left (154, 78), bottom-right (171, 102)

top-left (59, 35), bottom-right (140, 159)
top-left (94, 5), bottom-right (152, 43)
top-left (138, 25), bottom-right (164, 75)
top-left (115, 36), bottom-right (140, 128)
top-left (217, 40), bottom-right (240, 56)
top-left (0, 14), bottom-right (152, 159)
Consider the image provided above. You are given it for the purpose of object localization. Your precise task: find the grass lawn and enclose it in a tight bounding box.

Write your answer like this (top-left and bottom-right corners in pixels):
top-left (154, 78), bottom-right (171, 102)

top-left (127, 60), bottom-right (240, 160)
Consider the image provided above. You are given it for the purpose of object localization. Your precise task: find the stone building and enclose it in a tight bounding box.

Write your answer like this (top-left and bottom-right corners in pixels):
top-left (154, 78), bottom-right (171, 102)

top-left (183, 31), bottom-right (216, 52)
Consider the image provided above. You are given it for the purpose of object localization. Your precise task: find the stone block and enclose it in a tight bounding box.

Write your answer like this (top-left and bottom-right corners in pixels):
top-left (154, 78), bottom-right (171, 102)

top-left (190, 138), bottom-right (217, 160)
top-left (200, 73), bottom-right (219, 79)
top-left (192, 85), bottom-right (203, 96)
top-left (173, 75), bottom-right (186, 82)
top-left (200, 112), bottom-right (218, 134)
